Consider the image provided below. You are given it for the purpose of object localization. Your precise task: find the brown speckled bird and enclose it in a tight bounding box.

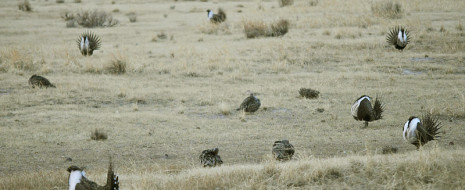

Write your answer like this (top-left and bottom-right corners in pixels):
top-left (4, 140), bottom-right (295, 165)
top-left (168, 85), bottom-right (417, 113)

top-left (67, 160), bottom-right (119, 190)
top-left (29, 74), bottom-right (56, 88)
top-left (207, 8), bottom-right (226, 24)
top-left (272, 140), bottom-right (295, 161)
top-left (403, 113), bottom-right (441, 149)
top-left (77, 31), bottom-right (102, 56)
top-left (351, 95), bottom-right (384, 127)
top-left (237, 93), bottom-right (261, 113)
top-left (199, 148), bottom-right (223, 167)
top-left (386, 26), bottom-right (410, 51)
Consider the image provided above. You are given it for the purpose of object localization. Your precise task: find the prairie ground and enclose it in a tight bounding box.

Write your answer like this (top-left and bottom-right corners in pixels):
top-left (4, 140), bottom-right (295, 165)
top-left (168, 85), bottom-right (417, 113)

top-left (0, 0), bottom-right (464, 189)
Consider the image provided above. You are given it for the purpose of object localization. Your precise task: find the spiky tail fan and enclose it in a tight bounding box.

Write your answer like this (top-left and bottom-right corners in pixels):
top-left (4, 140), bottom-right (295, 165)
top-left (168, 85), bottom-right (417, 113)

top-left (76, 31), bottom-right (102, 51)
top-left (418, 113), bottom-right (441, 146)
top-left (106, 160), bottom-right (119, 190)
top-left (217, 8), bottom-right (226, 21)
top-left (373, 95), bottom-right (384, 120)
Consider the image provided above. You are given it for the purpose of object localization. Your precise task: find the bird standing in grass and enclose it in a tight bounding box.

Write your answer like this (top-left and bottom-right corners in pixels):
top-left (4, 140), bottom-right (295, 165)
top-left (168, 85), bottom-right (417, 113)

top-left (199, 148), bottom-right (223, 167)
top-left (272, 140), bottom-right (295, 161)
top-left (351, 95), bottom-right (384, 127)
top-left (29, 74), bottom-right (56, 88)
top-left (77, 31), bottom-right (101, 56)
top-left (237, 93), bottom-right (261, 113)
top-left (403, 113), bottom-right (441, 149)
top-left (386, 26), bottom-right (410, 51)
top-left (67, 160), bottom-right (119, 190)
top-left (206, 8), bottom-right (226, 24)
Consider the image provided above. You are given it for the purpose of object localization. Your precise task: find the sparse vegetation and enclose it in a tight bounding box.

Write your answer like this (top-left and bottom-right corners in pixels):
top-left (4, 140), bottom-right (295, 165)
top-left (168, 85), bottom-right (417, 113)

top-left (18, 0), bottom-right (32, 12)
top-left (56, 0), bottom-right (65, 3)
top-left (243, 19), bottom-right (290, 38)
top-left (371, 1), bottom-right (403, 19)
top-left (107, 56), bottom-right (127, 74)
top-left (90, 129), bottom-right (108, 141)
top-left (63, 10), bottom-right (118, 28)
top-left (127, 12), bottom-right (137, 23)
top-left (278, 0), bottom-right (293, 7)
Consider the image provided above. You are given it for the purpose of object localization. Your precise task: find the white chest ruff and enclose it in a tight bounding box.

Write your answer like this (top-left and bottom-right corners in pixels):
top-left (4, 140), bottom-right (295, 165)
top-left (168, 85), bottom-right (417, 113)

top-left (351, 96), bottom-right (371, 118)
top-left (403, 118), bottom-right (420, 143)
top-left (69, 170), bottom-right (84, 190)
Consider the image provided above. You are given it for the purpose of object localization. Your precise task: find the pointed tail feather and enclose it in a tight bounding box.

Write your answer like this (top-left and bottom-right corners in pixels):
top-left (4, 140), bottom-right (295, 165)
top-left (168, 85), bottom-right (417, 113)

top-left (373, 95), bottom-right (384, 120)
top-left (420, 112), bottom-right (441, 142)
top-left (106, 159), bottom-right (119, 190)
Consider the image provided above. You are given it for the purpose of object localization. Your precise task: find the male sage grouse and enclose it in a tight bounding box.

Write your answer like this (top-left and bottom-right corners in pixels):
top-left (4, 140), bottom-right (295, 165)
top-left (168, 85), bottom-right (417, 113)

top-left (236, 93), bottom-right (261, 113)
top-left (272, 140), bottom-right (295, 161)
top-left (199, 148), bottom-right (223, 167)
top-left (77, 31), bottom-right (102, 56)
top-left (403, 113), bottom-right (441, 149)
top-left (206, 8), bottom-right (226, 24)
top-left (351, 95), bottom-right (384, 127)
top-left (67, 161), bottom-right (119, 190)
top-left (29, 74), bottom-right (56, 88)
top-left (386, 26), bottom-right (410, 51)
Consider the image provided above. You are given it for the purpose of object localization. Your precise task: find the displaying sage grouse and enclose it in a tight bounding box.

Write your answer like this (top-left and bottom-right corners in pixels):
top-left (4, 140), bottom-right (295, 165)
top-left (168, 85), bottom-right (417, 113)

top-left (206, 8), bottom-right (226, 24)
top-left (67, 161), bottom-right (119, 190)
top-left (386, 26), bottom-right (410, 51)
top-left (77, 31), bottom-right (101, 56)
top-left (236, 93), bottom-right (261, 113)
top-left (299, 88), bottom-right (320, 99)
top-left (351, 95), bottom-right (384, 127)
top-left (29, 74), bottom-right (56, 88)
top-left (272, 140), bottom-right (295, 161)
top-left (199, 148), bottom-right (223, 167)
top-left (403, 113), bottom-right (441, 149)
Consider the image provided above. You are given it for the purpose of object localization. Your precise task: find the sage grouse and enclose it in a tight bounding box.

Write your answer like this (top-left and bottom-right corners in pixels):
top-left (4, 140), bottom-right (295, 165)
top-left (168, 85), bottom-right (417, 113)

top-left (386, 26), bottom-right (410, 51)
top-left (236, 93), bottom-right (261, 113)
top-left (403, 113), bottom-right (441, 149)
top-left (206, 8), bottom-right (226, 24)
top-left (272, 140), bottom-right (295, 161)
top-left (29, 74), bottom-right (56, 88)
top-left (77, 31), bottom-right (102, 56)
top-left (351, 95), bottom-right (384, 127)
top-left (67, 161), bottom-right (119, 190)
top-left (199, 148), bottom-right (223, 167)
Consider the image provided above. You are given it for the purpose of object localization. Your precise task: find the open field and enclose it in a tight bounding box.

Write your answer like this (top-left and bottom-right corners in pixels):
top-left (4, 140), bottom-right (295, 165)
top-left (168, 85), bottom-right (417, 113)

top-left (1, 0), bottom-right (465, 189)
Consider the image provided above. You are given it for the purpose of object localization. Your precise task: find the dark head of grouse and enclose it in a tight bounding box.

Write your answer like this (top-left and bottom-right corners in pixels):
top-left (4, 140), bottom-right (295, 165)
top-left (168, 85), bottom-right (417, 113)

top-left (236, 93), bottom-right (261, 113)
top-left (403, 113), bottom-right (441, 149)
top-left (67, 160), bottom-right (119, 190)
top-left (272, 140), bottom-right (295, 161)
top-left (386, 26), bottom-right (410, 51)
top-left (206, 8), bottom-right (226, 24)
top-left (29, 74), bottom-right (56, 88)
top-left (77, 31), bottom-right (101, 56)
top-left (199, 147), bottom-right (223, 167)
top-left (351, 95), bottom-right (384, 127)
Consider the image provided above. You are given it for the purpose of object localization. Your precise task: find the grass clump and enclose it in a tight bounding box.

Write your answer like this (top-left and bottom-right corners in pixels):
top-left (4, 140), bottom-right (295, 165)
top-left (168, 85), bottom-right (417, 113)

top-left (18, 0), bottom-right (32, 12)
top-left (106, 56), bottom-right (127, 74)
top-left (56, 0), bottom-right (65, 3)
top-left (0, 49), bottom-right (35, 72)
top-left (63, 10), bottom-right (118, 28)
top-left (371, 1), bottom-right (403, 19)
top-left (243, 19), bottom-right (290, 39)
top-left (90, 129), bottom-right (107, 141)
top-left (278, 0), bottom-right (293, 7)
top-left (127, 12), bottom-right (137, 23)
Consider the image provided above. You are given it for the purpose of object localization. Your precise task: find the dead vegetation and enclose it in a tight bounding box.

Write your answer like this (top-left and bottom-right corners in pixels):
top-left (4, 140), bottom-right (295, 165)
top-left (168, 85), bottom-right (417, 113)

top-left (278, 0), bottom-right (293, 7)
top-left (243, 19), bottom-right (289, 38)
top-left (371, 1), bottom-right (403, 19)
top-left (62, 9), bottom-right (118, 28)
top-left (18, 0), bottom-right (32, 12)
top-left (90, 129), bottom-right (108, 141)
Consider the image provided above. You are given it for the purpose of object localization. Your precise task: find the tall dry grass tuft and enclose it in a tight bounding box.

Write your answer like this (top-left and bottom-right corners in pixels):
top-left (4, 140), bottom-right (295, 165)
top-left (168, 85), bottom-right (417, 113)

top-left (66, 10), bottom-right (119, 28)
top-left (106, 56), bottom-right (127, 74)
top-left (90, 129), bottom-right (108, 141)
top-left (278, 0), bottom-right (294, 7)
top-left (371, 1), bottom-right (403, 19)
top-left (127, 12), bottom-right (137, 23)
top-left (0, 49), bottom-right (36, 72)
top-left (243, 19), bottom-right (290, 38)
top-left (18, 0), bottom-right (32, 12)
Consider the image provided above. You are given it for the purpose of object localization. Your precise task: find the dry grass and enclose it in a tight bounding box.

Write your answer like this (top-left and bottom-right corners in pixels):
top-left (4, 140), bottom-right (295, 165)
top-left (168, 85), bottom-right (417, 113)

top-left (278, 0), bottom-right (293, 7)
top-left (1, 0), bottom-right (465, 189)
top-left (371, 1), bottom-right (403, 19)
top-left (127, 12), bottom-right (137, 23)
top-left (90, 129), bottom-right (108, 141)
top-left (243, 19), bottom-right (290, 38)
top-left (18, 0), bottom-right (32, 12)
top-left (72, 9), bottom-right (118, 28)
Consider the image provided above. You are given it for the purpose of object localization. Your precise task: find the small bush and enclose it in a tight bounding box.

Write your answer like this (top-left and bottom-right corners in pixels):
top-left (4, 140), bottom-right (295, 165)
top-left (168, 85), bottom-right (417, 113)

top-left (456, 23), bottom-right (463, 31)
top-left (299, 88), bottom-right (320, 99)
top-left (107, 57), bottom-right (126, 74)
top-left (18, 0), bottom-right (32, 12)
top-left (309, 0), bottom-right (318, 6)
top-left (74, 0), bottom-right (81, 3)
top-left (243, 19), bottom-right (290, 38)
top-left (90, 129), bottom-right (107, 141)
top-left (56, 0), bottom-right (65, 3)
top-left (440, 25), bottom-right (446, 32)
top-left (60, 11), bottom-right (75, 21)
top-left (371, 1), bottom-right (403, 19)
top-left (127, 12), bottom-right (137, 23)
top-left (75, 10), bottom-right (118, 28)
top-left (278, 0), bottom-right (293, 7)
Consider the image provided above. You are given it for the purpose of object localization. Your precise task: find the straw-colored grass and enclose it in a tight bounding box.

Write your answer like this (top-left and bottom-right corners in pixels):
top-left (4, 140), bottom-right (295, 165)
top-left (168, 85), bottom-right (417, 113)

top-left (1, 0), bottom-right (465, 189)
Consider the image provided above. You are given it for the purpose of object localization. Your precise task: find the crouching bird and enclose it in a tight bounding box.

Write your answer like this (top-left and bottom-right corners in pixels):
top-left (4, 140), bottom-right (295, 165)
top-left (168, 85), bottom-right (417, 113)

top-left (29, 74), bottom-right (56, 88)
top-left (272, 140), bottom-right (295, 161)
top-left (67, 160), bottom-right (119, 190)
top-left (237, 93), bottom-right (261, 113)
top-left (77, 31), bottom-right (102, 56)
top-left (386, 26), bottom-right (410, 51)
top-left (351, 95), bottom-right (384, 127)
top-left (403, 113), bottom-right (441, 149)
top-left (199, 148), bottom-right (223, 167)
top-left (206, 8), bottom-right (226, 24)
